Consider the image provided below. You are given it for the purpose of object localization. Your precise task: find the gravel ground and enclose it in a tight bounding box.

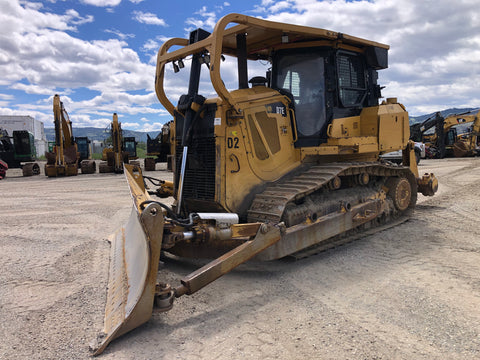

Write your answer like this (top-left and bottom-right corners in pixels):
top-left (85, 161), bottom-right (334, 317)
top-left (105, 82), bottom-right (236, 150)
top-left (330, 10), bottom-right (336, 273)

top-left (1, 158), bottom-right (479, 360)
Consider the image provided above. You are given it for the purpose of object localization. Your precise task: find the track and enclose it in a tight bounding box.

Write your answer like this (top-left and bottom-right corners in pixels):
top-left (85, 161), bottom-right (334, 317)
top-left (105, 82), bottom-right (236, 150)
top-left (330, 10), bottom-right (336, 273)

top-left (247, 161), bottom-right (416, 224)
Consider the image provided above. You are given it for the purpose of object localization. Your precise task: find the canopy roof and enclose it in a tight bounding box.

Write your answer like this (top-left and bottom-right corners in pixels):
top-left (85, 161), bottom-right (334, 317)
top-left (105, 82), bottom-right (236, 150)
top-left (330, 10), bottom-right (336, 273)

top-left (156, 13), bottom-right (389, 114)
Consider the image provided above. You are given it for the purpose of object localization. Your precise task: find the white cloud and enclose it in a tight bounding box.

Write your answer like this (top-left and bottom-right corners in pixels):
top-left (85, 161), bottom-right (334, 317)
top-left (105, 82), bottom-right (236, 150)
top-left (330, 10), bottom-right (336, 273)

top-left (0, 1), bottom-right (167, 128)
top-left (66, 9), bottom-right (94, 25)
top-left (0, 1), bottom-right (155, 93)
top-left (132, 11), bottom-right (167, 26)
top-left (2, 0), bottom-right (480, 130)
top-left (10, 83), bottom-right (57, 95)
top-left (129, 0), bottom-right (145, 3)
top-left (104, 28), bottom-right (135, 40)
top-left (122, 122), bottom-right (140, 129)
top-left (21, 1), bottom-right (44, 11)
top-left (141, 38), bottom-right (160, 52)
top-left (255, 0), bottom-right (480, 115)
top-left (0, 1), bottom-right (93, 34)
top-left (185, 6), bottom-right (217, 32)
top-left (80, 0), bottom-right (122, 7)
top-left (141, 122), bottom-right (165, 131)
top-left (0, 106), bottom-right (53, 126)
top-left (0, 94), bottom-right (14, 100)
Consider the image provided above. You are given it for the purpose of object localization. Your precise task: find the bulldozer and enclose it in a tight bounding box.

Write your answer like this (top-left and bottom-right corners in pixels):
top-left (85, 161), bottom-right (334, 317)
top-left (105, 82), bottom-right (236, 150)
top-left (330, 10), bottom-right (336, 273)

top-left (92, 14), bottom-right (438, 355)
top-left (99, 113), bottom-right (138, 173)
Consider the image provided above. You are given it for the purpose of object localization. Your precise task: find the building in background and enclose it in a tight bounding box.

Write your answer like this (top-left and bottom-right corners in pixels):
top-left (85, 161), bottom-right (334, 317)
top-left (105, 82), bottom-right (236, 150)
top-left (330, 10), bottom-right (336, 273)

top-left (0, 115), bottom-right (47, 157)
top-left (92, 140), bottom-right (105, 155)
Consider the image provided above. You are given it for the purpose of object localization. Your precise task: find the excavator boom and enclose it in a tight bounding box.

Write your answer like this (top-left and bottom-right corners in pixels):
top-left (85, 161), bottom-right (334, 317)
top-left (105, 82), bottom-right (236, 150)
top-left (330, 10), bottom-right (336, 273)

top-left (45, 94), bottom-right (79, 176)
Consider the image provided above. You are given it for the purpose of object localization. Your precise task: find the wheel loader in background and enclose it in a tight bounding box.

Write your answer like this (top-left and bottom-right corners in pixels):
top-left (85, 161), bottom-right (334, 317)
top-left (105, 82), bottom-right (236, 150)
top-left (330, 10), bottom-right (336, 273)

top-left (99, 113), bottom-right (138, 173)
top-left (0, 128), bottom-right (40, 176)
top-left (92, 14), bottom-right (438, 355)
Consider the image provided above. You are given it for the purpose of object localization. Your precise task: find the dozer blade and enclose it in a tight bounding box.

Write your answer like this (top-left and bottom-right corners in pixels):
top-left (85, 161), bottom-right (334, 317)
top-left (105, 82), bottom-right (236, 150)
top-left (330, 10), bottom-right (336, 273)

top-left (92, 165), bottom-right (164, 355)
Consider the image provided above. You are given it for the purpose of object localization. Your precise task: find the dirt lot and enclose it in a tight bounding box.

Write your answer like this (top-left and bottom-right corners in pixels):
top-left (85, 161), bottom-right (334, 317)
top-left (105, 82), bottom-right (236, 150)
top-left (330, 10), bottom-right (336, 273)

top-left (1, 158), bottom-right (480, 360)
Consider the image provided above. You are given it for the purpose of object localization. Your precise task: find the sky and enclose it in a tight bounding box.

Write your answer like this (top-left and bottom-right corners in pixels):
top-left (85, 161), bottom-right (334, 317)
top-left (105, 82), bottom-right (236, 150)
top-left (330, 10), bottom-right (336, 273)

top-left (0, 0), bottom-right (479, 131)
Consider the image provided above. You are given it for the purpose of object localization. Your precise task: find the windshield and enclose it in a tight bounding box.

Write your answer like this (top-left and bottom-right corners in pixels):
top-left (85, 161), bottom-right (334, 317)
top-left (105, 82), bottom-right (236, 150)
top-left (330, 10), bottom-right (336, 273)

top-left (124, 140), bottom-right (136, 155)
top-left (273, 52), bottom-right (326, 142)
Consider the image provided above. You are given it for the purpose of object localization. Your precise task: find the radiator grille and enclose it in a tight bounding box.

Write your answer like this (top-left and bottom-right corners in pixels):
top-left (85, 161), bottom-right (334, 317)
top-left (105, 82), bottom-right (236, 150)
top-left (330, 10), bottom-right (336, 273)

top-left (175, 137), bottom-right (216, 201)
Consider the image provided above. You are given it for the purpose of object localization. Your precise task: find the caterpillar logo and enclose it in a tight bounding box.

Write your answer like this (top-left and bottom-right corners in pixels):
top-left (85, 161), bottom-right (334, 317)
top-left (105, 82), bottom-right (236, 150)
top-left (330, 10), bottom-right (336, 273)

top-left (266, 102), bottom-right (287, 117)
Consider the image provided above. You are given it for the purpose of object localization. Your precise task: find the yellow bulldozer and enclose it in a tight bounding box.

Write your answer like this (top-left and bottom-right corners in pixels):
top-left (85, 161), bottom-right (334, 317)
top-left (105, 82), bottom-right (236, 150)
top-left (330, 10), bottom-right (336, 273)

top-left (92, 14), bottom-right (438, 354)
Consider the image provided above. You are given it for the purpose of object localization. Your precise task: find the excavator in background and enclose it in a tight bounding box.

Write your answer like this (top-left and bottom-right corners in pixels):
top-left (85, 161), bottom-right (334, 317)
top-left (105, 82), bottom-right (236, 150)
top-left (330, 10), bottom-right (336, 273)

top-left (92, 14), bottom-right (438, 355)
top-left (443, 111), bottom-right (480, 157)
top-left (454, 122), bottom-right (480, 157)
top-left (99, 113), bottom-right (138, 173)
top-left (410, 112), bottom-right (444, 142)
top-left (45, 95), bottom-right (96, 176)
top-left (144, 121), bottom-right (173, 171)
top-left (45, 95), bottom-right (79, 177)
top-left (415, 110), bottom-right (480, 158)
top-left (0, 128), bottom-right (40, 177)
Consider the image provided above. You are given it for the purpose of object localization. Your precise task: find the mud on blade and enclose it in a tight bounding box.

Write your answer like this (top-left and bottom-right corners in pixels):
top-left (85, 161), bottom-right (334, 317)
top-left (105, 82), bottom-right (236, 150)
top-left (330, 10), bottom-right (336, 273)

top-left (92, 165), bottom-right (164, 355)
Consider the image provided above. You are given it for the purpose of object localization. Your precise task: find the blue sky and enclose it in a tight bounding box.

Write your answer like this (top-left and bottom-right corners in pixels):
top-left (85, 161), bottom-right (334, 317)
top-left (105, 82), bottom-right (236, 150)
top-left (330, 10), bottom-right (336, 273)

top-left (1, 0), bottom-right (479, 130)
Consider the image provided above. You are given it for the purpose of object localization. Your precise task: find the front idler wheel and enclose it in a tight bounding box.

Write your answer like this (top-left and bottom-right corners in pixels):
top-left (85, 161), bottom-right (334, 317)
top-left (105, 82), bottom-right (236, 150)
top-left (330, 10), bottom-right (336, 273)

top-left (387, 177), bottom-right (412, 211)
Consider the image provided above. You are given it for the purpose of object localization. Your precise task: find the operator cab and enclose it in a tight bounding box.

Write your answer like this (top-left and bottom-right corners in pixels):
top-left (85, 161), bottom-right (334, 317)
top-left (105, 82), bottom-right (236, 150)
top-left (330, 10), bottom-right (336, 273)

top-left (123, 137), bottom-right (137, 158)
top-left (271, 48), bottom-right (380, 148)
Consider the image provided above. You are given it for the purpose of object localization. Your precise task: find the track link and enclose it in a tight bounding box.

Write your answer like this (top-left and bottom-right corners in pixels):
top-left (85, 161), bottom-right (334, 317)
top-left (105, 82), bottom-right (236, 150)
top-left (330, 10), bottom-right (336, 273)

top-left (247, 162), bottom-right (417, 224)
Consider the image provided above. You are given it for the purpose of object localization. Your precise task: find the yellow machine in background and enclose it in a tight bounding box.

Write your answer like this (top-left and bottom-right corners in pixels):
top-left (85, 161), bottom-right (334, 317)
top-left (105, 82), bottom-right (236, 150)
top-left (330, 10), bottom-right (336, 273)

top-left (445, 111), bottom-right (480, 157)
top-left (144, 121), bottom-right (174, 171)
top-left (92, 14), bottom-right (438, 354)
top-left (45, 94), bottom-right (79, 177)
top-left (420, 110), bottom-right (480, 158)
top-left (99, 113), bottom-right (138, 173)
